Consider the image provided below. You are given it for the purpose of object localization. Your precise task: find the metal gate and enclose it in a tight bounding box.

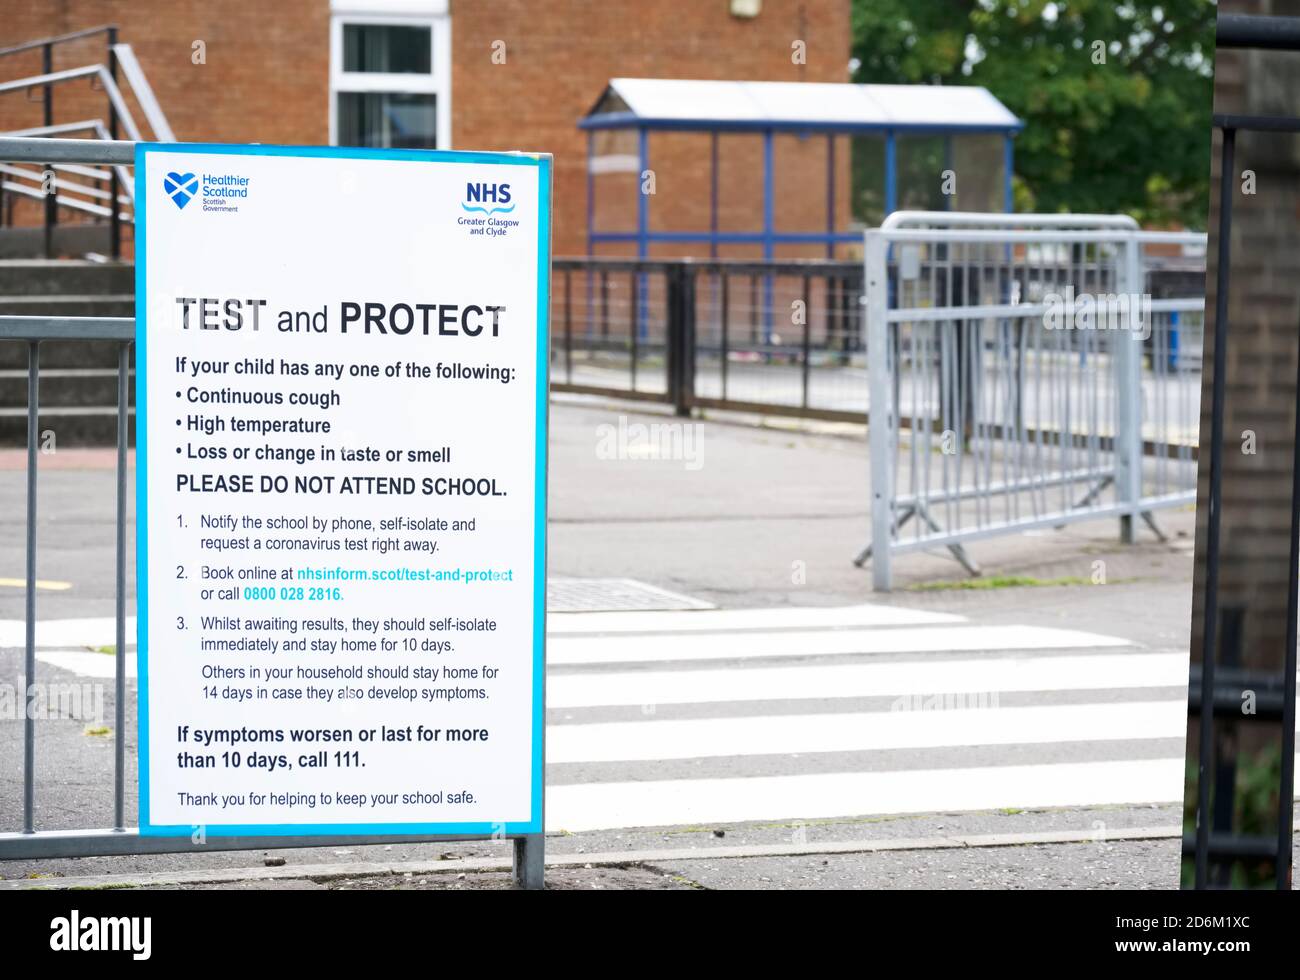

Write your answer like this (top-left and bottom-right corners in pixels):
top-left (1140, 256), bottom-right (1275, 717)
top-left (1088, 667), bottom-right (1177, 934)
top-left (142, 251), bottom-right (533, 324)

top-left (1185, 10), bottom-right (1300, 891)
top-left (855, 211), bottom-right (1205, 591)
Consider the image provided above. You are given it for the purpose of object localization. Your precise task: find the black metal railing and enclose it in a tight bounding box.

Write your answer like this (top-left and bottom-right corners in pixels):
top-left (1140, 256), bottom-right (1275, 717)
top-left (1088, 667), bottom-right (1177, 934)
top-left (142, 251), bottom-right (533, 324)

top-left (551, 257), bottom-right (872, 420)
top-left (1186, 11), bottom-right (1300, 890)
top-left (0, 25), bottom-right (122, 259)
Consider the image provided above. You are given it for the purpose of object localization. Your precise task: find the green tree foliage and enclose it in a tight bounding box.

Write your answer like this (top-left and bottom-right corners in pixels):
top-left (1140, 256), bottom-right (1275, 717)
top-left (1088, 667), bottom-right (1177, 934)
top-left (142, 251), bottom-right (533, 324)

top-left (851, 0), bottom-right (1215, 227)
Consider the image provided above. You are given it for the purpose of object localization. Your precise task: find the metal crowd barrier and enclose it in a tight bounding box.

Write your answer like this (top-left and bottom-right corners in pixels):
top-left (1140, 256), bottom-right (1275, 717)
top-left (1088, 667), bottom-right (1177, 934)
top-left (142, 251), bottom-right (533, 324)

top-left (855, 212), bottom-right (1205, 591)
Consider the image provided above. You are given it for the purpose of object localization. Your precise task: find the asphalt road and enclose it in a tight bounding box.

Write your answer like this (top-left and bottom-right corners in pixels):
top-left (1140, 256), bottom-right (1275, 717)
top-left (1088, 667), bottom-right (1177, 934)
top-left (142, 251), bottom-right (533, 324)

top-left (0, 395), bottom-right (1197, 632)
top-left (0, 396), bottom-right (1209, 888)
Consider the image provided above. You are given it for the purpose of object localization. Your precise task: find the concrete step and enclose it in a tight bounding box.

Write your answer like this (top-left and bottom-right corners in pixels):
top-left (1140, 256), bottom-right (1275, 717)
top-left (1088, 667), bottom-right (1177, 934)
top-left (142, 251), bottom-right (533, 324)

top-left (0, 260), bottom-right (134, 295)
top-left (0, 367), bottom-right (135, 409)
top-left (0, 339), bottom-right (130, 369)
top-left (0, 294), bottom-right (135, 318)
top-left (0, 224), bottom-right (113, 259)
top-left (0, 259), bottom-right (138, 446)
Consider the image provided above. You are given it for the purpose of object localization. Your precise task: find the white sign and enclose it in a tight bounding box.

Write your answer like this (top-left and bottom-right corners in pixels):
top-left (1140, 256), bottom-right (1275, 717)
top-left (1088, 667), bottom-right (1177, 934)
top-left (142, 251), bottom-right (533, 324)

top-left (135, 144), bottom-right (550, 837)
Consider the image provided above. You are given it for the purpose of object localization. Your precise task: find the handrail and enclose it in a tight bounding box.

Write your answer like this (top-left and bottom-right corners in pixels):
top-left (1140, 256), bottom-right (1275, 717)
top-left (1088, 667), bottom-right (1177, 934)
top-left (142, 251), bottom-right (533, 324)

top-left (112, 44), bottom-right (174, 142)
top-left (881, 209), bottom-right (1140, 230)
top-left (0, 29), bottom-right (171, 259)
top-left (0, 135), bottom-right (135, 164)
top-left (0, 314), bottom-right (134, 341)
top-left (0, 182), bottom-right (132, 222)
top-left (0, 124), bottom-right (135, 207)
top-left (3, 119), bottom-right (113, 139)
top-left (0, 65), bottom-right (143, 141)
top-left (0, 163), bottom-right (131, 203)
top-left (0, 25), bottom-right (117, 59)
top-left (0, 159), bottom-right (135, 227)
top-left (1217, 13), bottom-right (1300, 50)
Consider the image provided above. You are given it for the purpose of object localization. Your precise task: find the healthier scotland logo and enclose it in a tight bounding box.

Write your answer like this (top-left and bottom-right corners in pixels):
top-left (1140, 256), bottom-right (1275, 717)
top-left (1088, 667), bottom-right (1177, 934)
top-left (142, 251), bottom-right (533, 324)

top-left (163, 172), bottom-right (198, 209)
top-left (162, 171), bottom-right (250, 213)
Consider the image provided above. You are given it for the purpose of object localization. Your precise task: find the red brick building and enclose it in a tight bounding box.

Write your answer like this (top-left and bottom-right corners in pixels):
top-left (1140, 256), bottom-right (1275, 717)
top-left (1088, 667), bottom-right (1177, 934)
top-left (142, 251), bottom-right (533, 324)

top-left (0, 0), bottom-right (851, 257)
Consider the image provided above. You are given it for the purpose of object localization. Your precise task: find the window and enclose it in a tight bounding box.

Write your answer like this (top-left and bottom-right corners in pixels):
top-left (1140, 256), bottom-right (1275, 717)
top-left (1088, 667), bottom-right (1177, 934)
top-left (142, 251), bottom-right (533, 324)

top-left (343, 24), bottom-right (431, 74)
top-left (337, 92), bottom-right (438, 150)
top-left (330, 10), bottom-right (450, 150)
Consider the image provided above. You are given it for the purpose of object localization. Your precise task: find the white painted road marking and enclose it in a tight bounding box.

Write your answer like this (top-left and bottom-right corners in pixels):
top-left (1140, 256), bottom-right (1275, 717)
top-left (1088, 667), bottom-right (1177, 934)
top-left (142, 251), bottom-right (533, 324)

top-left (546, 759), bottom-right (1192, 832)
top-left (17, 607), bottom-right (1215, 836)
top-left (35, 649), bottom-right (135, 679)
top-left (0, 617), bottom-right (135, 650)
top-left (548, 603), bottom-right (961, 635)
top-left (3, 603), bottom-right (962, 649)
top-left (547, 701), bottom-right (1189, 764)
top-left (542, 606), bottom-right (1191, 830)
top-left (548, 624), bottom-right (1132, 665)
top-left (548, 651), bottom-right (1190, 707)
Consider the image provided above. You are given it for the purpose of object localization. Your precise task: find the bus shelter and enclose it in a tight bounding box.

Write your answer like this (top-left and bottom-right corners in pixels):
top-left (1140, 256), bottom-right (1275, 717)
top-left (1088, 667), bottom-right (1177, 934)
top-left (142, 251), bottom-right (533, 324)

top-left (580, 78), bottom-right (1023, 260)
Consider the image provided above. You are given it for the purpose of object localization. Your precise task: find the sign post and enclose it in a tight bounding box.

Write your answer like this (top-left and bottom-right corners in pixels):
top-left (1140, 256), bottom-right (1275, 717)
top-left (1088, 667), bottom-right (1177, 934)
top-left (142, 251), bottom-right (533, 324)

top-left (135, 143), bottom-right (550, 887)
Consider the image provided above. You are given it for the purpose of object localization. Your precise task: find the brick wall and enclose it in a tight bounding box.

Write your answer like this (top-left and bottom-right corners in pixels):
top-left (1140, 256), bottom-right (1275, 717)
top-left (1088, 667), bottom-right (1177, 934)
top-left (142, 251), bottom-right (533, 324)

top-left (451, 0), bottom-right (850, 257)
top-left (0, 0), bottom-right (329, 246)
top-left (0, 1), bottom-right (850, 259)
top-left (0, 1), bottom-right (329, 144)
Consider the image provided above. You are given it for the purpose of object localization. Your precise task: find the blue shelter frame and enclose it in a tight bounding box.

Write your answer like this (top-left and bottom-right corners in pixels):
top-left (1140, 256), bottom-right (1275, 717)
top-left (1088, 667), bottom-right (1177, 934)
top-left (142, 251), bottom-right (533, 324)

top-left (580, 79), bottom-right (1024, 261)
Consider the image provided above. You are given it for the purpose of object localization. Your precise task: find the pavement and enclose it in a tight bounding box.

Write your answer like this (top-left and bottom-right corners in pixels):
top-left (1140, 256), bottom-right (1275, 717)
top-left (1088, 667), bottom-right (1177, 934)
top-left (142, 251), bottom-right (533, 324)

top-left (0, 393), bottom-right (1224, 889)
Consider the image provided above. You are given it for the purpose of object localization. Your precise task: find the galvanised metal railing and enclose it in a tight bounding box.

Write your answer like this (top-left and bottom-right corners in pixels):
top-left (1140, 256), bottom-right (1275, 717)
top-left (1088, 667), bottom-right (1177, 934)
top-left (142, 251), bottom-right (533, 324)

top-left (855, 212), bottom-right (1205, 591)
top-left (0, 136), bottom-right (541, 887)
top-left (2, 310), bottom-right (131, 847)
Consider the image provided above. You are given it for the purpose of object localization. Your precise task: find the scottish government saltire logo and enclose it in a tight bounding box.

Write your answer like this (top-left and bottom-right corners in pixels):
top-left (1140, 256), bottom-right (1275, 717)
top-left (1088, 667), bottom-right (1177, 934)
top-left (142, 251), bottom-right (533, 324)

top-left (164, 171), bottom-right (199, 209)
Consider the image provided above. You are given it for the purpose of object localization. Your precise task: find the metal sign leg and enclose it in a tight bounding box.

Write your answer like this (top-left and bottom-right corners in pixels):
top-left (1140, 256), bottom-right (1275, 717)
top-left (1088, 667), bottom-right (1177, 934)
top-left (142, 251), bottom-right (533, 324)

top-left (512, 833), bottom-right (545, 890)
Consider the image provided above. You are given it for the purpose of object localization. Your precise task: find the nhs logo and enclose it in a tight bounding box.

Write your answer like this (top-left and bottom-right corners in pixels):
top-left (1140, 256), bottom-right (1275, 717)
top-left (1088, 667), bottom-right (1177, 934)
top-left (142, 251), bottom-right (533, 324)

top-left (461, 182), bottom-right (514, 216)
top-left (457, 179), bottom-right (523, 238)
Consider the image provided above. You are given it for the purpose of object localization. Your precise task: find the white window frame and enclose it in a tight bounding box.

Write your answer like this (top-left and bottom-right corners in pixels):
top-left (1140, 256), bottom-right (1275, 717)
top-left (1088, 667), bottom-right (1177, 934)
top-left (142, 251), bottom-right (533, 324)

top-left (329, 9), bottom-right (452, 150)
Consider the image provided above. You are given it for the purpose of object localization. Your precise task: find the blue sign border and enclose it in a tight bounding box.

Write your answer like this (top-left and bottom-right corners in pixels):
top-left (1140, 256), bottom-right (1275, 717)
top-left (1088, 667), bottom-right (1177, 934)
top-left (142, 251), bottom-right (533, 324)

top-left (135, 142), bottom-right (551, 837)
